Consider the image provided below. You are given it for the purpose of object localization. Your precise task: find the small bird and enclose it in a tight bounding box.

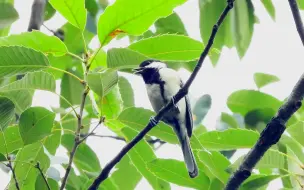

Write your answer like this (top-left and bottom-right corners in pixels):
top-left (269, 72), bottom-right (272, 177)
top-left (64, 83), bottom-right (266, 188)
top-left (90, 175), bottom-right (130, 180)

top-left (133, 60), bottom-right (198, 178)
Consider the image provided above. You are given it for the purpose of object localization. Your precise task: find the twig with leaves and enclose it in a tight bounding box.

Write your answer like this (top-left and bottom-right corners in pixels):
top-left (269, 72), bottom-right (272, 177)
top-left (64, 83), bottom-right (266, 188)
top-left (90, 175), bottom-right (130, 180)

top-left (88, 0), bottom-right (235, 189)
top-left (6, 156), bottom-right (19, 190)
top-left (225, 1), bottom-right (304, 189)
top-left (35, 162), bottom-right (50, 190)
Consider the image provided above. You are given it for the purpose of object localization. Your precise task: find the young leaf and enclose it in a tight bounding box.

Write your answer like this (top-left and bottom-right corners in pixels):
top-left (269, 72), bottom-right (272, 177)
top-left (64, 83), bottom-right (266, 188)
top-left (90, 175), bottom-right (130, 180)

top-left (44, 122), bottom-right (62, 155)
top-left (118, 76), bottom-right (135, 108)
top-left (0, 126), bottom-right (23, 154)
top-left (253, 72), bottom-right (279, 89)
top-left (261, 0), bottom-right (275, 20)
top-left (121, 127), bottom-right (170, 190)
top-left (155, 12), bottom-right (188, 35)
top-left (49, 0), bottom-right (87, 30)
top-left (0, 3), bottom-right (18, 29)
top-left (12, 142), bottom-right (50, 190)
top-left (97, 0), bottom-right (187, 46)
top-left (87, 69), bottom-right (119, 98)
top-left (0, 46), bottom-right (49, 78)
top-left (240, 174), bottom-right (280, 190)
top-left (147, 158), bottom-right (210, 189)
top-left (0, 97), bottom-right (14, 130)
top-left (198, 128), bottom-right (258, 150)
top-left (61, 134), bottom-right (101, 173)
top-left (227, 90), bottom-right (281, 116)
top-left (0, 31), bottom-right (67, 56)
top-left (117, 107), bottom-right (178, 144)
top-left (128, 34), bottom-right (203, 61)
top-left (19, 107), bottom-right (55, 145)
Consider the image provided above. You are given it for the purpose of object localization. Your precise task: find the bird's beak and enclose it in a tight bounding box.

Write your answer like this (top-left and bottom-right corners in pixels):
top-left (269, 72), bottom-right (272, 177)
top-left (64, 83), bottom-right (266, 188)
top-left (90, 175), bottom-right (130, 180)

top-left (132, 67), bottom-right (143, 75)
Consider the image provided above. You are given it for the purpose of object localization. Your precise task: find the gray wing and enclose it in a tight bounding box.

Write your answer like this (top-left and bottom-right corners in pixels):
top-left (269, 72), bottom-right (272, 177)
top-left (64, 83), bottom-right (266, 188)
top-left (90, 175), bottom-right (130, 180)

top-left (180, 80), bottom-right (193, 137)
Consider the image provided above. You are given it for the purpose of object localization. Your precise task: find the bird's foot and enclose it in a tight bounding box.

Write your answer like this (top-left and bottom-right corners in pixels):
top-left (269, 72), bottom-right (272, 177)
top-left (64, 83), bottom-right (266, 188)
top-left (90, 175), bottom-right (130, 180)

top-left (171, 97), bottom-right (178, 108)
top-left (149, 116), bottom-right (159, 126)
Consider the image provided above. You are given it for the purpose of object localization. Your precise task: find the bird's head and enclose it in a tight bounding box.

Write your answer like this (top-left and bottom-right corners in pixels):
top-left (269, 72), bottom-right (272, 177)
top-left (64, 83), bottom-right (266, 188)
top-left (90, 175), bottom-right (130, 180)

top-left (133, 60), bottom-right (167, 76)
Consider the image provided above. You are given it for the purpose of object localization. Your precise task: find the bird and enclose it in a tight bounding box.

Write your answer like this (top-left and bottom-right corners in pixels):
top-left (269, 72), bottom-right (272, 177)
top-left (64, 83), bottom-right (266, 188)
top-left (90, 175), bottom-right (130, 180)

top-left (133, 59), bottom-right (198, 178)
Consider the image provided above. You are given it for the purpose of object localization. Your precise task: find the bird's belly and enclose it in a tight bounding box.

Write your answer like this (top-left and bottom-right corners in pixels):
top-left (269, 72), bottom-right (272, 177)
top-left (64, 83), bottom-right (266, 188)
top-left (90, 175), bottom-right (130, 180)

top-left (146, 84), bottom-right (165, 112)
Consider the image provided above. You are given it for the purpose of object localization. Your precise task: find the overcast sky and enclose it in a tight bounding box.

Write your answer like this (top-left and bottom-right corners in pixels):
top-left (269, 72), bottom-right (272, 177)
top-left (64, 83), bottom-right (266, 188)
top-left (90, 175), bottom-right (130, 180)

top-left (1, 0), bottom-right (304, 189)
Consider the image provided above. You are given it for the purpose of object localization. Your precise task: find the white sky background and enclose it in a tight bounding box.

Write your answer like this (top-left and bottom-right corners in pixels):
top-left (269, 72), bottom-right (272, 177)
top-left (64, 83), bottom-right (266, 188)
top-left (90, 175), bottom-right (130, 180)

top-left (0, 0), bottom-right (304, 189)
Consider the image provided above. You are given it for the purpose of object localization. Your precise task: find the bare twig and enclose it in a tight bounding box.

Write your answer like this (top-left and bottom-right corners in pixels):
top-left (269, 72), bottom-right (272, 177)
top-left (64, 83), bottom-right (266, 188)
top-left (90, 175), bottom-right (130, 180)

top-left (6, 158), bottom-right (19, 190)
top-left (225, 1), bottom-right (304, 189)
top-left (28, 0), bottom-right (46, 31)
top-left (35, 162), bottom-right (50, 190)
top-left (88, 1), bottom-right (235, 189)
top-left (78, 117), bottom-right (104, 144)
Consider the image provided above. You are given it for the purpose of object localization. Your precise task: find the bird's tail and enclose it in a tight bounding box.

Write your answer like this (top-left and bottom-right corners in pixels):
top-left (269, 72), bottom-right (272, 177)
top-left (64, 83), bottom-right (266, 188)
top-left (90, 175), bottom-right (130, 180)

top-left (173, 123), bottom-right (198, 178)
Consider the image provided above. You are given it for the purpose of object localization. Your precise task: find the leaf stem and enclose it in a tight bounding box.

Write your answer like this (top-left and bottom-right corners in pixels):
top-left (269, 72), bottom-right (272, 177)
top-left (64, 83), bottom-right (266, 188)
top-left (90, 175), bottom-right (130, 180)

top-left (67, 52), bottom-right (85, 62)
top-left (49, 66), bottom-right (84, 83)
top-left (87, 1), bottom-right (235, 189)
top-left (35, 162), bottom-right (50, 190)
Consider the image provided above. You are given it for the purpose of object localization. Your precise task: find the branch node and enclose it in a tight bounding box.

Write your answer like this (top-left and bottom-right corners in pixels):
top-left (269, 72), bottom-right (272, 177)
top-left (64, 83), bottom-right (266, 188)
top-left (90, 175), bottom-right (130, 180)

top-left (227, 0), bottom-right (234, 8)
top-left (259, 117), bottom-right (285, 146)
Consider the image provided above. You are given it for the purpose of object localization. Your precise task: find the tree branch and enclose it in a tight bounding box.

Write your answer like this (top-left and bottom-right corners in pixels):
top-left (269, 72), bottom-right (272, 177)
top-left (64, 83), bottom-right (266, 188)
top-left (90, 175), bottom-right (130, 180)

top-left (7, 156), bottom-right (19, 190)
top-left (88, 1), bottom-right (235, 189)
top-left (225, 1), bottom-right (304, 189)
top-left (35, 162), bottom-right (50, 190)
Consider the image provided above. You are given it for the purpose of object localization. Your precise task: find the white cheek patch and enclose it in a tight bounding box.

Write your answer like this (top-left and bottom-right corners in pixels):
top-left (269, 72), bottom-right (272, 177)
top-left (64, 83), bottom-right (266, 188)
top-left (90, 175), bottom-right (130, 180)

top-left (146, 62), bottom-right (167, 69)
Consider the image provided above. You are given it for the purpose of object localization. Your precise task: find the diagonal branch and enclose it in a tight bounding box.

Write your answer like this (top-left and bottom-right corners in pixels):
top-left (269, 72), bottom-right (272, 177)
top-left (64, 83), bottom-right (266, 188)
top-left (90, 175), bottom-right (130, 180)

top-left (7, 157), bottom-right (19, 190)
top-left (88, 1), bottom-right (235, 189)
top-left (225, 1), bottom-right (304, 189)
top-left (35, 162), bottom-right (50, 190)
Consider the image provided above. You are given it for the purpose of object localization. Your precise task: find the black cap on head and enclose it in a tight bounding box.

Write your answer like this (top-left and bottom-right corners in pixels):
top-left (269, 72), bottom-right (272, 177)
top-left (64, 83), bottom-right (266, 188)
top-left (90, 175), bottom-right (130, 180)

top-left (139, 59), bottom-right (161, 68)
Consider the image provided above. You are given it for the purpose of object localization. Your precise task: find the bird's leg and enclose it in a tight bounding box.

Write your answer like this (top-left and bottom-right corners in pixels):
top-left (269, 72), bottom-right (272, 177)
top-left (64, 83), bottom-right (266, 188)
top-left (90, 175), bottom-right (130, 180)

top-left (171, 97), bottom-right (180, 114)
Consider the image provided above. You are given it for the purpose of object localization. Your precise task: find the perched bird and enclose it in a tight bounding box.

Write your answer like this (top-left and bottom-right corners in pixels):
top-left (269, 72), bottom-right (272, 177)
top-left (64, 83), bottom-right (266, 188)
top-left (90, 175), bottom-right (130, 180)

top-left (133, 60), bottom-right (198, 178)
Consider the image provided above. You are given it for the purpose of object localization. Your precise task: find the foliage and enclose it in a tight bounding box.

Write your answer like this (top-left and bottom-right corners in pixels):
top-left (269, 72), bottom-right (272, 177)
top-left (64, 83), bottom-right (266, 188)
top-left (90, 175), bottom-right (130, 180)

top-left (0, 0), bottom-right (303, 190)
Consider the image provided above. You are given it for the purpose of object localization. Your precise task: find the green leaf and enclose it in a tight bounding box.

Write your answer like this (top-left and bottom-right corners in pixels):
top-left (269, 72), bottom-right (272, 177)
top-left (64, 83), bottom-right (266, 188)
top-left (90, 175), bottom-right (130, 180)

top-left (297, 0), bottom-right (304, 10)
top-left (0, 152), bottom-right (6, 161)
top-left (240, 174), bottom-right (280, 190)
top-left (199, 0), bottom-right (232, 65)
top-left (280, 135), bottom-right (304, 164)
top-left (86, 0), bottom-right (99, 17)
top-left (82, 177), bottom-right (119, 190)
top-left (107, 48), bottom-right (148, 70)
top-left (118, 76), bottom-right (135, 108)
top-left (60, 23), bottom-right (94, 54)
top-left (0, 71), bottom-right (56, 93)
top-left (286, 121), bottom-right (304, 146)
top-left (231, 0), bottom-right (255, 57)
top-left (98, 0), bottom-right (186, 46)
top-left (198, 128), bottom-right (258, 150)
top-left (0, 97), bottom-right (14, 130)
top-left (0, 126), bottom-right (23, 154)
top-left (254, 72), bottom-right (279, 89)
top-left (155, 12), bottom-right (188, 35)
top-left (198, 150), bottom-right (230, 183)
top-left (99, 85), bottom-right (123, 119)
top-left (19, 107), bottom-right (55, 145)
top-left (0, 3), bottom-right (18, 29)
top-left (111, 156), bottom-right (142, 190)
top-left (121, 127), bottom-right (170, 190)
top-left (147, 158), bottom-right (210, 189)
top-left (244, 108), bottom-right (274, 131)
top-left (44, 122), bottom-right (61, 155)
top-left (44, 1), bottom-right (56, 21)
top-left (0, 31), bottom-right (67, 56)
top-left (88, 69), bottom-right (118, 97)
top-left (261, 0), bottom-right (275, 20)
top-left (49, 0), bottom-right (87, 30)
top-left (220, 112), bottom-right (239, 129)
top-left (0, 90), bottom-right (33, 113)
top-left (128, 34), bottom-right (203, 61)
top-left (117, 107), bottom-right (178, 144)
top-left (227, 90), bottom-right (281, 116)
top-left (65, 167), bottom-right (89, 190)
top-left (193, 94), bottom-right (212, 126)
top-left (11, 142), bottom-right (50, 190)
top-left (61, 134), bottom-right (101, 172)
top-left (35, 176), bottom-right (59, 190)
top-left (0, 46), bottom-right (49, 78)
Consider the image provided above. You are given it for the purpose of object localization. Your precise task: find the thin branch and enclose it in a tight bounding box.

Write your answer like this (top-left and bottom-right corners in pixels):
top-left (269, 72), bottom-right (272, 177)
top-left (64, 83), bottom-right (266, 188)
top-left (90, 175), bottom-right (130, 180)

top-left (6, 158), bottom-right (19, 190)
top-left (88, 1), bottom-right (235, 189)
top-left (49, 66), bottom-right (84, 83)
top-left (288, 0), bottom-right (304, 45)
top-left (35, 162), bottom-right (50, 190)
top-left (78, 117), bottom-right (104, 144)
top-left (225, 1), bottom-right (304, 189)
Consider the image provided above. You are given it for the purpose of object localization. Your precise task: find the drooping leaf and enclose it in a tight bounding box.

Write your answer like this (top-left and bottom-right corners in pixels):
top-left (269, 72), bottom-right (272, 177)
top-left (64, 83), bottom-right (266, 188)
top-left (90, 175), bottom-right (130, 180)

top-left (0, 126), bottom-right (23, 154)
top-left (88, 69), bottom-right (119, 97)
top-left (0, 3), bottom-right (18, 29)
top-left (231, 0), bottom-right (255, 57)
top-left (19, 107), bottom-right (55, 145)
top-left (240, 174), bottom-right (280, 190)
top-left (198, 150), bottom-right (230, 183)
top-left (121, 127), bottom-right (170, 190)
top-left (0, 31), bottom-right (67, 56)
top-left (118, 76), bottom-right (135, 108)
top-left (193, 94), bottom-right (212, 126)
top-left (220, 112), bottom-right (239, 129)
top-left (98, 0), bottom-right (187, 45)
top-left (61, 134), bottom-right (101, 172)
top-left (86, 0), bottom-right (99, 17)
top-left (261, 0), bottom-right (275, 20)
top-left (0, 46), bottom-right (49, 78)
top-left (111, 156), bottom-right (142, 190)
top-left (44, 122), bottom-right (61, 155)
top-left (198, 128), bottom-right (258, 150)
top-left (155, 12), bottom-right (188, 35)
top-left (49, 0), bottom-right (87, 30)
top-left (227, 90), bottom-right (281, 116)
top-left (254, 72), bottom-right (279, 89)
top-left (44, 1), bottom-right (56, 21)
top-left (117, 107), bottom-right (178, 144)
top-left (0, 97), bottom-right (14, 130)
top-left (277, 143), bottom-right (293, 189)
top-left (147, 158), bottom-right (210, 189)
top-left (11, 143), bottom-right (50, 190)
top-left (128, 34), bottom-right (203, 61)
